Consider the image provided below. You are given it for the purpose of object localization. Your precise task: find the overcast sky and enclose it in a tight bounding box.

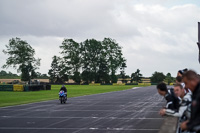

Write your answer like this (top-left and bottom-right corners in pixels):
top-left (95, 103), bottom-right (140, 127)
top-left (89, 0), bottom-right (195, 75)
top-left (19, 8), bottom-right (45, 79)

top-left (0, 0), bottom-right (200, 77)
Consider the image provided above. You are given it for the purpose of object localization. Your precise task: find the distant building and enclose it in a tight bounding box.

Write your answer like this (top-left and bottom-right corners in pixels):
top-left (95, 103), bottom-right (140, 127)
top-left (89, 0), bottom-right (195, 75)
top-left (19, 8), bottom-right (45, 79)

top-left (141, 78), bottom-right (151, 83)
top-left (117, 78), bottom-right (131, 83)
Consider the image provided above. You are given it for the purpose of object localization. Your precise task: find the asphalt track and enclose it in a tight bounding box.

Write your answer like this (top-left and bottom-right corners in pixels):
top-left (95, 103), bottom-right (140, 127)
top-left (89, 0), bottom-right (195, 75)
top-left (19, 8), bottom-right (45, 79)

top-left (0, 86), bottom-right (165, 133)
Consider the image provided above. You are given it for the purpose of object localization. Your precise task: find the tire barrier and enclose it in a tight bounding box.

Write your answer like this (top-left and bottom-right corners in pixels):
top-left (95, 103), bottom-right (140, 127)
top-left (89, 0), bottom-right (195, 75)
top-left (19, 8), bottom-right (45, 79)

top-left (151, 83), bottom-right (158, 85)
top-left (138, 83), bottom-right (151, 86)
top-left (50, 83), bottom-right (80, 85)
top-left (26, 85), bottom-right (46, 91)
top-left (46, 84), bottom-right (51, 90)
top-left (89, 83), bottom-right (101, 86)
top-left (113, 83), bottom-right (126, 86)
top-left (126, 83), bottom-right (138, 85)
top-left (0, 85), bottom-right (13, 91)
top-left (0, 84), bottom-right (51, 91)
top-left (29, 85), bottom-right (42, 91)
top-left (101, 83), bottom-right (113, 85)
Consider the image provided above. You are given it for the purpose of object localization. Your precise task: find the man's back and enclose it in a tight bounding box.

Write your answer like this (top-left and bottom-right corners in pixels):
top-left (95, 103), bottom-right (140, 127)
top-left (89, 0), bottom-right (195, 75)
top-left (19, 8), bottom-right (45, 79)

top-left (165, 89), bottom-right (180, 111)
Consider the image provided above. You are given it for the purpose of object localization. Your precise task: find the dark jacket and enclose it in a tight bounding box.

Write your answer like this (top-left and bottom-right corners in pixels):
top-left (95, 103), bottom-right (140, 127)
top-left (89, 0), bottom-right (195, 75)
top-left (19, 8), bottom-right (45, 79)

top-left (164, 89), bottom-right (180, 111)
top-left (187, 82), bottom-right (200, 132)
top-left (60, 86), bottom-right (67, 93)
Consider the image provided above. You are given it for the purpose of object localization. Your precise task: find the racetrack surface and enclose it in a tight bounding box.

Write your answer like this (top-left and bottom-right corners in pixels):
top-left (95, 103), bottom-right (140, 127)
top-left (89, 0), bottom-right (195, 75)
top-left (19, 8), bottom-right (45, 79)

top-left (0, 86), bottom-right (165, 133)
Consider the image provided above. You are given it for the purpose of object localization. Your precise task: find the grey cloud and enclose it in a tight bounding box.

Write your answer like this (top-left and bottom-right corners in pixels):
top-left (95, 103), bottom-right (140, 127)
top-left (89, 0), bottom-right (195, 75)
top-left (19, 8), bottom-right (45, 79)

top-left (0, 0), bottom-right (200, 77)
top-left (0, 0), bottom-right (141, 39)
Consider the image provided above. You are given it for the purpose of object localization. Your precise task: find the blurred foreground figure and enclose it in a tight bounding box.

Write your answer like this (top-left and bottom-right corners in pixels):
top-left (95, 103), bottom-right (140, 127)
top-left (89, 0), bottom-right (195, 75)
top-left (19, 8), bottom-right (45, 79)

top-left (197, 22), bottom-right (200, 63)
top-left (181, 70), bottom-right (200, 133)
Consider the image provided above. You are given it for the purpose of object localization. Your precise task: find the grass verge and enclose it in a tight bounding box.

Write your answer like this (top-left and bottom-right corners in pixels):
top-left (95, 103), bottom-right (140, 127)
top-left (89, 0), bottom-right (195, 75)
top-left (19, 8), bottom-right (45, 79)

top-left (0, 85), bottom-right (144, 107)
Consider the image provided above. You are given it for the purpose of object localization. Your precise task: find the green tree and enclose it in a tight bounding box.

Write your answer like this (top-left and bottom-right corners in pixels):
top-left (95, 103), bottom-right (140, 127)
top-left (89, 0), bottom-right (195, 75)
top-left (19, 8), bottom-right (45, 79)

top-left (71, 71), bottom-right (81, 84)
top-left (60, 39), bottom-right (81, 83)
top-left (0, 70), bottom-right (19, 78)
top-left (150, 71), bottom-right (165, 83)
top-left (48, 56), bottom-right (60, 83)
top-left (97, 58), bottom-right (110, 83)
top-left (40, 74), bottom-right (49, 78)
top-left (81, 38), bottom-right (126, 83)
top-left (0, 70), bottom-right (7, 76)
top-left (164, 73), bottom-right (174, 85)
top-left (2, 37), bottom-right (40, 81)
top-left (110, 74), bottom-right (118, 83)
top-left (102, 38), bottom-right (125, 83)
top-left (48, 56), bottom-right (69, 83)
top-left (81, 70), bottom-right (91, 84)
top-left (120, 61), bottom-right (127, 83)
top-left (53, 38), bottom-right (126, 84)
top-left (81, 39), bottom-right (103, 83)
top-left (131, 69), bottom-right (143, 83)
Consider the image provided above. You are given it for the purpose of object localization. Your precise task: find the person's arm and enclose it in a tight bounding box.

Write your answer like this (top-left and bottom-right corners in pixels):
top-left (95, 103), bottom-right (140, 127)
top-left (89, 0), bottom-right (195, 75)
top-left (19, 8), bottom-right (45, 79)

top-left (166, 96), bottom-right (191, 117)
top-left (165, 94), bottom-right (176, 110)
top-left (165, 105), bottom-right (187, 117)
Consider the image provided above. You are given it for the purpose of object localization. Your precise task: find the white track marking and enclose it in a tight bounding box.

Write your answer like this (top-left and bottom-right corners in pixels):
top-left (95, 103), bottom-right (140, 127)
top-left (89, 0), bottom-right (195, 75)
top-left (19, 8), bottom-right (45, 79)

top-left (0, 116), bottom-right (163, 119)
top-left (0, 127), bottom-right (160, 131)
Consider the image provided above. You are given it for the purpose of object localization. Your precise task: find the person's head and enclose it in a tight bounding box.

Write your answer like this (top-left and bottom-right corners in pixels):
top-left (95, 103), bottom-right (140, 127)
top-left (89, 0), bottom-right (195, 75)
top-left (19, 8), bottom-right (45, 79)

top-left (157, 82), bottom-right (168, 96)
top-left (182, 70), bottom-right (200, 92)
top-left (177, 68), bottom-right (188, 77)
top-left (173, 84), bottom-right (185, 98)
top-left (176, 76), bottom-right (182, 84)
top-left (62, 85), bottom-right (65, 87)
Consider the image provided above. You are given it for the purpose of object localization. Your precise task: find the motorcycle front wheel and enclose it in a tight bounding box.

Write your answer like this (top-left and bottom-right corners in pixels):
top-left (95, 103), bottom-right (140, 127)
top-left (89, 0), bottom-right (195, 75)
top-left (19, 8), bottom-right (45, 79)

top-left (60, 97), bottom-right (63, 104)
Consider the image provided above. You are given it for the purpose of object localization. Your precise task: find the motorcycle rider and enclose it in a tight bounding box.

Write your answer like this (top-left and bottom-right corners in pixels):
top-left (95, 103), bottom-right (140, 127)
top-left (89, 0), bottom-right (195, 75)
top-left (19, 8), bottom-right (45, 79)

top-left (60, 85), bottom-right (67, 93)
top-left (60, 85), bottom-right (67, 99)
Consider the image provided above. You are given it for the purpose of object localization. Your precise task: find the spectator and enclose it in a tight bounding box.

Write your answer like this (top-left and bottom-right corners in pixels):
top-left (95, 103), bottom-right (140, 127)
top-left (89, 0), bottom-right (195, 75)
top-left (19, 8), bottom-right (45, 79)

top-left (177, 68), bottom-right (188, 77)
top-left (176, 76), bottom-right (185, 88)
top-left (157, 82), bottom-right (180, 113)
top-left (181, 70), bottom-right (200, 133)
top-left (159, 84), bottom-right (191, 121)
top-left (176, 76), bottom-right (192, 94)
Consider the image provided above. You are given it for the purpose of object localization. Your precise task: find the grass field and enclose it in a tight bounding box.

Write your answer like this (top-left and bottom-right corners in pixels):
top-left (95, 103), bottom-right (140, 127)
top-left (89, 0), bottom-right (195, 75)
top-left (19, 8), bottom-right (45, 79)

top-left (0, 85), bottom-right (144, 107)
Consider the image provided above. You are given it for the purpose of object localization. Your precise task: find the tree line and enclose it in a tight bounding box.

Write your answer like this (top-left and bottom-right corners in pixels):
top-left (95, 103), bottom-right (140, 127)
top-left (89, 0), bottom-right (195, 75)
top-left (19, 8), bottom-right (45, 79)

top-left (2, 37), bottom-right (174, 84)
top-left (48, 38), bottom-right (126, 84)
top-left (0, 70), bottom-right (48, 79)
top-left (2, 37), bottom-right (126, 83)
top-left (0, 70), bottom-right (19, 79)
top-left (131, 69), bottom-right (175, 84)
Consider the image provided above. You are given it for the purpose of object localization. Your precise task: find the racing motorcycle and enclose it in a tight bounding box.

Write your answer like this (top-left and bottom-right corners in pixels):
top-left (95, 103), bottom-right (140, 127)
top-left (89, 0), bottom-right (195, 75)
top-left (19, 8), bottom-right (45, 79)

top-left (59, 90), bottom-right (67, 104)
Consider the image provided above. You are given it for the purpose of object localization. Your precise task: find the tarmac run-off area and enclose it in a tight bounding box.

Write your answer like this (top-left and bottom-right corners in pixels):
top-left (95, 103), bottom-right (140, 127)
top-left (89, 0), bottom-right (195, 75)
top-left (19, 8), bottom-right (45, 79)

top-left (0, 86), bottom-right (165, 133)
